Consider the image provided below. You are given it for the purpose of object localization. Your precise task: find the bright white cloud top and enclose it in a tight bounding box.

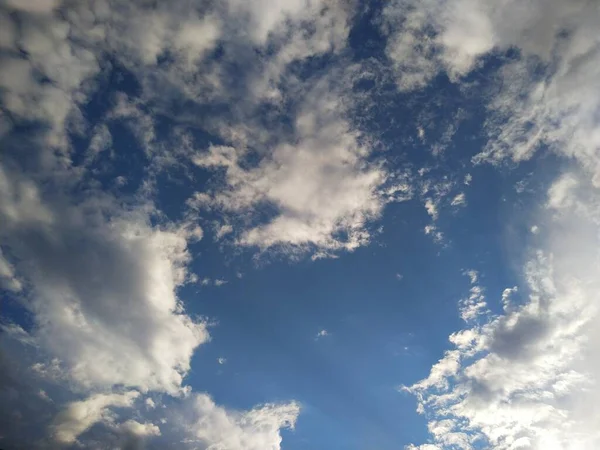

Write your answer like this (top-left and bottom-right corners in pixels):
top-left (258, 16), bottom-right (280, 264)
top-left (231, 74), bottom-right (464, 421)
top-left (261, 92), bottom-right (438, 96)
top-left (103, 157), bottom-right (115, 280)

top-left (0, 0), bottom-right (599, 449)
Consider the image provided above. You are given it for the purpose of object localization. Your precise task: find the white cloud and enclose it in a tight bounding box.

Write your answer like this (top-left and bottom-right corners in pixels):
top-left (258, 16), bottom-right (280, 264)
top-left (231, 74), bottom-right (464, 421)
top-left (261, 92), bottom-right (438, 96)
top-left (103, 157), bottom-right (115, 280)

top-left (458, 271), bottom-right (487, 322)
top-left (382, 0), bottom-right (600, 195)
top-left (215, 223), bottom-right (234, 240)
top-left (118, 419), bottom-right (161, 437)
top-left (0, 165), bottom-right (209, 395)
top-left (35, 391), bottom-right (52, 406)
top-left (450, 193), bottom-right (466, 207)
top-left (192, 78), bottom-right (390, 256)
top-left (316, 329), bottom-right (329, 339)
top-left (51, 391), bottom-right (140, 444)
top-left (383, 0), bottom-right (600, 190)
top-left (424, 225), bottom-right (444, 244)
top-left (424, 198), bottom-right (438, 220)
top-left (0, 1), bottom-right (361, 449)
top-left (405, 174), bottom-right (600, 449)
top-left (180, 393), bottom-right (300, 450)
top-left (382, 7), bottom-right (600, 444)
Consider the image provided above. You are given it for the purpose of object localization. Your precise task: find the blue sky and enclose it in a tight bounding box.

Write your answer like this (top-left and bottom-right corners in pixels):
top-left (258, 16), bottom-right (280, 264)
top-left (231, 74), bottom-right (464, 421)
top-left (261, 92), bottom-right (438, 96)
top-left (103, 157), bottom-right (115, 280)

top-left (1, 1), bottom-right (600, 449)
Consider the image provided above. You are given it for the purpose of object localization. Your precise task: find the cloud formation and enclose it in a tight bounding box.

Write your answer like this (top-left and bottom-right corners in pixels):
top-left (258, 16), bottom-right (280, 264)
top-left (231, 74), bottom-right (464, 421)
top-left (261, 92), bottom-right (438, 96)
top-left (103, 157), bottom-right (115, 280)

top-left (51, 391), bottom-right (140, 445)
top-left (404, 174), bottom-right (600, 449)
top-left (180, 394), bottom-right (300, 450)
top-left (192, 78), bottom-right (390, 254)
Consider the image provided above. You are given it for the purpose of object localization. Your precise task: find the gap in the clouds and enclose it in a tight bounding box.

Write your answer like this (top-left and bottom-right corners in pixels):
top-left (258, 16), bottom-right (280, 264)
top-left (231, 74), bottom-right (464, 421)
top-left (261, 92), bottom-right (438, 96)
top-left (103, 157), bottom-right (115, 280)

top-left (349, 0), bottom-right (389, 61)
top-left (84, 121), bottom-right (148, 195)
top-left (287, 53), bottom-right (339, 83)
top-left (0, 288), bottom-right (35, 335)
top-left (66, 59), bottom-right (148, 195)
top-left (178, 195), bottom-right (475, 448)
top-left (82, 58), bottom-right (143, 126)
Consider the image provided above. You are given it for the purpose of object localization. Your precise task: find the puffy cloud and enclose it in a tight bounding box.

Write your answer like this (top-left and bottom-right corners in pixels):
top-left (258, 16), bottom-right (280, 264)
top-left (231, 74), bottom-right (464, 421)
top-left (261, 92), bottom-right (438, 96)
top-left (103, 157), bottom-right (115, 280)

top-left (180, 393), bottom-right (300, 450)
top-left (119, 419), bottom-right (161, 437)
top-left (404, 174), bottom-right (600, 449)
top-left (315, 329), bottom-right (329, 340)
top-left (192, 77), bottom-right (392, 255)
top-left (0, 2), bottom-right (320, 447)
top-left (458, 272), bottom-right (487, 322)
top-left (382, 6), bottom-right (600, 445)
top-left (0, 169), bottom-right (209, 394)
top-left (51, 391), bottom-right (140, 444)
top-left (383, 0), bottom-right (600, 188)
top-left (0, 0), bottom-right (385, 261)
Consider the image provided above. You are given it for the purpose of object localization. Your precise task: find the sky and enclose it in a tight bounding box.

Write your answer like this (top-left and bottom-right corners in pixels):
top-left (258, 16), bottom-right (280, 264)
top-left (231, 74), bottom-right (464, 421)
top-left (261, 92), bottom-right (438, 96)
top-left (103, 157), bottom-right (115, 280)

top-left (0, 0), bottom-right (599, 449)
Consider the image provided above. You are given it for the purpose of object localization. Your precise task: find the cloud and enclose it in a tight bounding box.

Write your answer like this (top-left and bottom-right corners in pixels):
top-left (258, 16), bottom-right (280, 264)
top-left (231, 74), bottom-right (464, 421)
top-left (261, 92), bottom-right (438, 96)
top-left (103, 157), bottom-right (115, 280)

top-left (179, 393), bottom-right (300, 450)
top-left (315, 329), bottom-right (329, 340)
top-left (0, 2), bottom-right (320, 447)
top-left (0, 248), bottom-right (22, 292)
top-left (382, 7), bottom-right (600, 445)
top-left (0, 168), bottom-right (209, 394)
top-left (424, 225), bottom-right (444, 244)
top-left (404, 173), bottom-right (600, 449)
top-left (383, 0), bottom-right (600, 190)
top-left (119, 419), bottom-right (161, 437)
top-left (192, 76), bottom-right (394, 256)
top-left (458, 271), bottom-right (487, 322)
top-left (215, 223), bottom-right (233, 240)
top-left (424, 198), bottom-right (438, 220)
top-left (450, 193), bottom-right (466, 207)
top-left (51, 391), bottom-right (140, 444)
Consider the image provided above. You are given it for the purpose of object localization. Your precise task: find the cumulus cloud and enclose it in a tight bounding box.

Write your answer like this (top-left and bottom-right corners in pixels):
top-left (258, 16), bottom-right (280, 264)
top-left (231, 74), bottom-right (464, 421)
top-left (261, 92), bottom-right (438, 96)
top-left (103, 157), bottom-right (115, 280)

top-left (0, 1), bottom-right (333, 447)
top-left (192, 76), bottom-right (393, 256)
top-left (404, 174), bottom-right (600, 449)
top-left (381, 6), bottom-right (600, 445)
top-left (0, 168), bottom-right (209, 394)
top-left (383, 0), bottom-right (600, 189)
top-left (179, 393), bottom-right (300, 450)
top-left (51, 391), bottom-right (140, 444)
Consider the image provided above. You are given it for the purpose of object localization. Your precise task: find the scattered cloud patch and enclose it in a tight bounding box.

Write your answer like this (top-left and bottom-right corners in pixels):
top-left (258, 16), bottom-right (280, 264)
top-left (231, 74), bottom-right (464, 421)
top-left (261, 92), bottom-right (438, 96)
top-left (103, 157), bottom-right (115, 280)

top-left (450, 192), bottom-right (466, 207)
top-left (315, 329), bottom-right (329, 340)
